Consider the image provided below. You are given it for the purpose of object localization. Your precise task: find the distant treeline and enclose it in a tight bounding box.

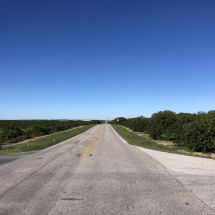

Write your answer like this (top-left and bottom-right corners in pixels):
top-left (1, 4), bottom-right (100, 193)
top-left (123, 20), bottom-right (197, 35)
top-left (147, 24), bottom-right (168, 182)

top-left (0, 120), bottom-right (101, 144)
top-left (111, 110), bottom-right (215, 153)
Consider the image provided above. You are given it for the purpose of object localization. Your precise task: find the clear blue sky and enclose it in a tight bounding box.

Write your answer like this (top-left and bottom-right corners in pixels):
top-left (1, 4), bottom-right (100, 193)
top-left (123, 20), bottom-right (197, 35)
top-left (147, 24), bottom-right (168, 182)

top-left (1, 0), bottom-right (215, 120)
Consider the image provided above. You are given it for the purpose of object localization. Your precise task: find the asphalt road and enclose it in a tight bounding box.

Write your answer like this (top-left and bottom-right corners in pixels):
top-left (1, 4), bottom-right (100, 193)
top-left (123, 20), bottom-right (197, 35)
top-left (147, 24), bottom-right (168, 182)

top-left (0, 151), bottom-right (38, 167)
top-left (0, 124), bottom-right (214, 215)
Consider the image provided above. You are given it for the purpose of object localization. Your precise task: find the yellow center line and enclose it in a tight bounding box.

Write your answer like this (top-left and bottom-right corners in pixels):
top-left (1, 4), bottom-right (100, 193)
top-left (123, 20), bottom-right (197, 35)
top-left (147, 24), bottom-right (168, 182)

top-left (85, 138), bottom-right (97, 157)
top-left (81, 125), bottom-right (104, 157)
top-left (80, 137), bottom-right (96, 157)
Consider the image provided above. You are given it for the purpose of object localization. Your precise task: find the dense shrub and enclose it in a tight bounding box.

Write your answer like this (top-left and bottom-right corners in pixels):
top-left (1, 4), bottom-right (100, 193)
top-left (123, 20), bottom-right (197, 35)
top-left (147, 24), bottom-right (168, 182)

top-left (173, 113), bottom-right (197, 143)
top-left (147, 111), bottom-right (177, 140)
top-left (0, 120), bottom-right (99, 144)
top-left (24, 130), bottom-right (34, 139)
top-left (129, 116), bottom-right (149, 132)
top-left (177, 117), bottom-right (215, 153)
top-left (120, 118), bottom-right (135, 128)
top-left (111, 110), bottom-right (215, 153)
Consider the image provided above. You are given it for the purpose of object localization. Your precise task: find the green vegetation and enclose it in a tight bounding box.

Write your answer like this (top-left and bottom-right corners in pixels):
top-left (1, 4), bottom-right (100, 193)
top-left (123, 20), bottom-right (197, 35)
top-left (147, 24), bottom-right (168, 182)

top-left (112, 124), bottom-right (190, 152)
top-left (111, 110), bottom-right (215, 153)
top-left (0, 124), bottom-right (94, 156)
top-left (178, 115), bottom-right (215, 152)
top-left (0, 120), bottom-right (101, 146)
top-left (111, 124), bottom-right (213, 158)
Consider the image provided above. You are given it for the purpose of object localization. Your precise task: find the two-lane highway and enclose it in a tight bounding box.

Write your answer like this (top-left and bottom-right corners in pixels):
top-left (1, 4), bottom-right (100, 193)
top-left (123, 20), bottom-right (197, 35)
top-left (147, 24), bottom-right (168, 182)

top-left (0, 124), bottom-right (214, 214)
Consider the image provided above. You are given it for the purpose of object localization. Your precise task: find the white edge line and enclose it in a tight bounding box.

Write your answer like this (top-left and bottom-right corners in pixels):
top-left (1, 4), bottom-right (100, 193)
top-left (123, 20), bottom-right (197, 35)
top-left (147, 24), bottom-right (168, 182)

top-left (110, 124), bottom-right (128, 144)
top-left (41, 125), bottom-right (97, 151)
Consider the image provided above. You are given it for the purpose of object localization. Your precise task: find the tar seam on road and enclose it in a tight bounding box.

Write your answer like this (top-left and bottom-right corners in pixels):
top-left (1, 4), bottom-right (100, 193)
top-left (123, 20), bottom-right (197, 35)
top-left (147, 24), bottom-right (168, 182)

top-left (81, 125), bottom-right (104, 157)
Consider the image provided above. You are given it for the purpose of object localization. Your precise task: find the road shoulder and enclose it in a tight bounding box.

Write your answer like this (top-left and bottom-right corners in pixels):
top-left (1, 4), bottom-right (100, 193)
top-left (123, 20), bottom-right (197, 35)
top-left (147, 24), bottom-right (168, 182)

top-left (137, 147), bottom-right (215, 212)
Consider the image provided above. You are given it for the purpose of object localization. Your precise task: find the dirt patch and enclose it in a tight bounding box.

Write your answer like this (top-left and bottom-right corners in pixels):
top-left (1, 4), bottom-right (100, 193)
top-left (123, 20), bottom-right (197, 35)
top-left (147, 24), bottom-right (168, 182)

top-left (154, 140), bottom-right (175, 146)
top-left (192, 152), bottom-right (215, 158)
top-left (177, 150), bottom-right (190, 154)
top-left (2, 126), bottom-right (84, 148)
top-left (177, 150), bottom-right (215, 158)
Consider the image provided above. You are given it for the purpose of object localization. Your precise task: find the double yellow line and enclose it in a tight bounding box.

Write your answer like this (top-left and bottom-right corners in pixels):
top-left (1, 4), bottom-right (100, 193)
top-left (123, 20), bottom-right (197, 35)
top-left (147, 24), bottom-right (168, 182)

top-left (81, 125), bottom-right (104, 157)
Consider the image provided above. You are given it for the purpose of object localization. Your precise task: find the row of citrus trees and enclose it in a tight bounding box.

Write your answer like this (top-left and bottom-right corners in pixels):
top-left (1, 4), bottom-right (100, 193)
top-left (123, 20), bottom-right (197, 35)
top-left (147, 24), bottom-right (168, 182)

top-left (111, 110), bottom-right (215, 153)
top-left (0, 120), bottom-right (101, 145)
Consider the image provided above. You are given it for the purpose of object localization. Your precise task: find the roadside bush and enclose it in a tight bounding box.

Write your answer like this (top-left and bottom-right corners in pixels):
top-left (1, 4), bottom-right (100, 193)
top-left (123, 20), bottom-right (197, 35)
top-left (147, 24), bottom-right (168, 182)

top-left (173, 113), bottom-right (197, 143)
top-left (24, 130), bottom-right (34, 139)
top-left (112, 110), bottom-right (215, 153)
top-left (120, 118), bottom-right (135, 128)
top-left (0, 120), bottom-right (97, 144)
top-left (147, 110), bottom-right (177, 140)
top-left (1, 130), bottom-right (15, 143)
top-left (129, 116), bottom-right (149, 132)
top-left (32, 125), bottom-right (43, 136)
top-left (178, 117), bottom-right (215, 153)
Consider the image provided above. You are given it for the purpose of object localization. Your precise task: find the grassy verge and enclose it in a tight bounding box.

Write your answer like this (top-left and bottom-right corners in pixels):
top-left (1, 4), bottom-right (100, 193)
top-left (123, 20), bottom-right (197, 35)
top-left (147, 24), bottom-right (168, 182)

top-left (111, 124), bottom-right (214, 159)
top-left (0, 124), bottom-right (94, 156)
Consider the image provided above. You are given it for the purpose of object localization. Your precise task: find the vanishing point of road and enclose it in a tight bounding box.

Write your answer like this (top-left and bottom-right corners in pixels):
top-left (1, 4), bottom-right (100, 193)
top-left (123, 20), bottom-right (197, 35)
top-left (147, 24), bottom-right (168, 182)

top-left (0, 124), bottom-right (214, 214)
